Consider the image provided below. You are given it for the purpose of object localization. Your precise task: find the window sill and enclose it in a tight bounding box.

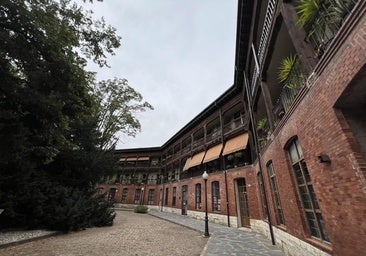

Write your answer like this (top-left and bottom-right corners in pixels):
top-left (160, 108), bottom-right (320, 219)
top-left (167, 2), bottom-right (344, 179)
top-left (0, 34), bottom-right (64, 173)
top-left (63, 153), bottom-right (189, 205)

top-left (305, 238), bottom-right (332, 254)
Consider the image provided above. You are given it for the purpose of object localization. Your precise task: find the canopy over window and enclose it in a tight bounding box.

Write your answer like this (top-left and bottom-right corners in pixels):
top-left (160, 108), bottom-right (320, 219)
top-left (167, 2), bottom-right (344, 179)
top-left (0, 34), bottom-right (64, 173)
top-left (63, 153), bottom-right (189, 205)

top-left (183, 157), bottom-right (192, 171)
top-left (222, 133), bottom-right (249, 156)
top-left (137, 156), bottom-right (149, 161)
top-left (203, 144), bottom-right (223, 163)
top-left (189, 151), bottom-right (206, 169)
top-left (125, 157), bottom-right (138, 161)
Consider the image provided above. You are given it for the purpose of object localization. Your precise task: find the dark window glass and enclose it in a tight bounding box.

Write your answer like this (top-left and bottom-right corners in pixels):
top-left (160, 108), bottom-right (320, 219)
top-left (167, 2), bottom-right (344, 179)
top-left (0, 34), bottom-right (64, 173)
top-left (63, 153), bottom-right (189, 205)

top-left (289, 139), bottom-right (330, 242)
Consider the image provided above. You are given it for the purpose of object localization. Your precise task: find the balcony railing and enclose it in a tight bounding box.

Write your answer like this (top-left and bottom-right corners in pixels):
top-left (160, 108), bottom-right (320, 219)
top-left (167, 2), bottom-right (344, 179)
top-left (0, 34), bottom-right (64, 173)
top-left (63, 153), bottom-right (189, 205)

top-left (223, 115), bottom-right (245, 135)
top-left (250, 0), bottom-right (278, 94)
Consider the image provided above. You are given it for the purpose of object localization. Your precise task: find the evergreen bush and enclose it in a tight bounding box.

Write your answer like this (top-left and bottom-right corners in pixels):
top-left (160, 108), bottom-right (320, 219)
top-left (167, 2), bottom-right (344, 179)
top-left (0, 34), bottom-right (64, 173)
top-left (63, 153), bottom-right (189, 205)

top-left (134, 205), bottom-right (148, 214)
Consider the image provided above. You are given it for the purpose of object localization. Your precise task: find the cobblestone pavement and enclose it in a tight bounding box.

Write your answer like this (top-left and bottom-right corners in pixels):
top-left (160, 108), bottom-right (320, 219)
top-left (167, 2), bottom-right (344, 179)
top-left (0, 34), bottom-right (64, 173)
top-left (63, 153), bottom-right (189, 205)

top-left (0, 210), bottom-right (206, 256)
top-left (149, 210), bottom-right (285, 256)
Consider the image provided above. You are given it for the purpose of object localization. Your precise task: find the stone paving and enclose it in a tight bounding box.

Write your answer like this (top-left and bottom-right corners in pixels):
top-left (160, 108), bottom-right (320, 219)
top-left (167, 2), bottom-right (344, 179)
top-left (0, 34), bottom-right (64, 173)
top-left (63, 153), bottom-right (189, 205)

top-left (0, 209), bottom-right (285, 256)
top-left (0, 210), bottom-right (206, 256)
top-left (149, 210), bottom-right (285, 256)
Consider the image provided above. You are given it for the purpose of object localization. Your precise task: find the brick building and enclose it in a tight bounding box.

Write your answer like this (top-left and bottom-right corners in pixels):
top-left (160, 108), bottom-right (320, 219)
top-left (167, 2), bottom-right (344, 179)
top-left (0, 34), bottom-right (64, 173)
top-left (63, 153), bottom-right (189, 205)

top-left (97, 1), bottom-right (366, 255)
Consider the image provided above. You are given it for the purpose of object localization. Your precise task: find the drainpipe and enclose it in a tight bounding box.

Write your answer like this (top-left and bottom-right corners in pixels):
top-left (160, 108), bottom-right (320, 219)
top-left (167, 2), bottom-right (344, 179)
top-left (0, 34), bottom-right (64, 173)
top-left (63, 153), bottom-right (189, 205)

top-left (219, 108), bottom-right (231, 227)
top-left (244, 72), bottom-right (275, 245)
top-left (224, 169), bottom-right (230, 227)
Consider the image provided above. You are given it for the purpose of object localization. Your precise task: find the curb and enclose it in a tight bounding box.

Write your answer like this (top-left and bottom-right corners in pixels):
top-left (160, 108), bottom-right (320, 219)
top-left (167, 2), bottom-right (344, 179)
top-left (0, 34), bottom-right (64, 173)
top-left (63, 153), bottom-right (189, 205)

top-left (0, 231), bottom-right (61, 249)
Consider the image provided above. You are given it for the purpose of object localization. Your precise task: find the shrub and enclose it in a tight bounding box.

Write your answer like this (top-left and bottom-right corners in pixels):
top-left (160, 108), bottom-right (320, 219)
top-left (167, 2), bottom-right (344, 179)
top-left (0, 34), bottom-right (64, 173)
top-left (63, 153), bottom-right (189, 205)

top-left (134, 205), bottom-right (148, 214)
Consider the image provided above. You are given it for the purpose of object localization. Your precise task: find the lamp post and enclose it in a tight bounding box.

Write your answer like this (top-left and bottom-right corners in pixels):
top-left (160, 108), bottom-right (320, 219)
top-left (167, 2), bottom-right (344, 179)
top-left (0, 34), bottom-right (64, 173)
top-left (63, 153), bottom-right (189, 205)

top-left (202, 170), bottom-right (209, 237)
top-left (140, 187), bottom-right (144, 205)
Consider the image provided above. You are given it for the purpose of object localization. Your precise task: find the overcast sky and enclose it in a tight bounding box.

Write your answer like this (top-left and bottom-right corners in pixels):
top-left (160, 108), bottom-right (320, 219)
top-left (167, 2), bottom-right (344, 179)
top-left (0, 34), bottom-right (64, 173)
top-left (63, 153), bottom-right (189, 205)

top-left (84, 0), bottom-right (238, 149)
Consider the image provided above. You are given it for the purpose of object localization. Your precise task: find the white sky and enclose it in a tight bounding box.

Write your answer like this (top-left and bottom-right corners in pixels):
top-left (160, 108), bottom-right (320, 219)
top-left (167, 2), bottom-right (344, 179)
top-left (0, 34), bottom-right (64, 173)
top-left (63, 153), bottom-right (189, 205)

top-left (84, 0), bottom-right (237, 149)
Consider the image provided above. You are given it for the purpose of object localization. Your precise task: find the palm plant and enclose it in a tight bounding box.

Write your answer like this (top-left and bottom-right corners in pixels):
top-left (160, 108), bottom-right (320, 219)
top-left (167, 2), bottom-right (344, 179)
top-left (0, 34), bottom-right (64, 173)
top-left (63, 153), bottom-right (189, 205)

top-left (296, 0), bottom-right (356, 57)
top-left (296, 0), bottom-right (322, 29)
top-left (278, 55), bottom-right (305, 89)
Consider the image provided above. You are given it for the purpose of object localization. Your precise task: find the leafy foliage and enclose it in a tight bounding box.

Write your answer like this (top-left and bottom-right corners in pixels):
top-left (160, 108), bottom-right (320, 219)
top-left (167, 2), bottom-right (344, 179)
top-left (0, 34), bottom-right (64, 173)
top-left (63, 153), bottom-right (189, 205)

top-left (278, 55), bottom-right (305, 89)
top-left (0, 0), bottom-right (151, 230)
top-left (134, 205), bottom-right (148, 214)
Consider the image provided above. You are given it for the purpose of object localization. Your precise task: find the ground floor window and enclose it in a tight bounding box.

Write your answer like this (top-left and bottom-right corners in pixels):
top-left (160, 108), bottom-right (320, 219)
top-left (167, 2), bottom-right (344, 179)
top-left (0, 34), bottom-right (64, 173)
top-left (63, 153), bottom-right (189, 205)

top-left (134, 189), bottom-right (142, 204)
top-left (165, 188), bottom-right (169, 206)
top-left (121, 188), bottom-right (128, 203)
top-left (147, 189), bottom-right (155, 205)
top-left (267, 162), bottom-right (285, 225)
top-left (212, 181), bottom-right (220, 212)
top-left (288, 138), bottom-right (330, 242)
top-left (172, 187), bottom-right (177, 206)
top-left (195, 183), bottom-right (201, 210)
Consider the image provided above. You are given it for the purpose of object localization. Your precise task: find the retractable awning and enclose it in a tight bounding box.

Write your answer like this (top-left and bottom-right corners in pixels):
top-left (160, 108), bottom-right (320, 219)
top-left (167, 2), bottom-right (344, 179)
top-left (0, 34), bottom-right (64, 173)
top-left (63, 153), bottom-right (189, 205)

top-left (222, 133), bottom-right (249, 155)
top-left (183, 157), bottom-right (192, 171)
top-left (125, 157), bottom-right (138, 161)
top-left (189, 151), bottom-right (206, 168)
top-left (203, 144), bottom-right (223, 163)
top-left (137, 156), bottom-right (149, 161)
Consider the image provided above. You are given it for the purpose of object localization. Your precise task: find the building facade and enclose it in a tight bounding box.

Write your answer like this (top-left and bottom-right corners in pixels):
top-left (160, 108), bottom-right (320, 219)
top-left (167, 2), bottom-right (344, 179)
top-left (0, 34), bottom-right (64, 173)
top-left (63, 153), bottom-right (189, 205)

top-left (98, 1), bottom-right (366, 255)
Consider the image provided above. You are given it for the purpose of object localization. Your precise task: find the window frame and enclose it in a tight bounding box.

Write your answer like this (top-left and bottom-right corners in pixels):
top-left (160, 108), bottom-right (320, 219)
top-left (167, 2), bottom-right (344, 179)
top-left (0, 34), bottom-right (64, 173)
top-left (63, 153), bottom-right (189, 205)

top-left (267, 161), bottom-right (285, 225)
top-left (288, 138), bottom-right (330, 242)
top-left (211, 181), bottom-right (221, 212)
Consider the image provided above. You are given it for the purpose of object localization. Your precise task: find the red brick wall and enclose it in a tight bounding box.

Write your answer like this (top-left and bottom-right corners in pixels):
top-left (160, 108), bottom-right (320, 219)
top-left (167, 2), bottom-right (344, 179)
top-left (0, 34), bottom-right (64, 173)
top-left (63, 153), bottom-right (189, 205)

top-left (255, 9), bottom-right (366, 255)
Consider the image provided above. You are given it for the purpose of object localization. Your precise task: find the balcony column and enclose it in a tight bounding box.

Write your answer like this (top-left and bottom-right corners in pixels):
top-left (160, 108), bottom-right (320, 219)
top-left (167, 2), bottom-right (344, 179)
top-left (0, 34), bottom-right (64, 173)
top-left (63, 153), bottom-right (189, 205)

top-left (281, 2), bottom-right (316, 73)
top-left (260, 81), bottom-right (275, 131)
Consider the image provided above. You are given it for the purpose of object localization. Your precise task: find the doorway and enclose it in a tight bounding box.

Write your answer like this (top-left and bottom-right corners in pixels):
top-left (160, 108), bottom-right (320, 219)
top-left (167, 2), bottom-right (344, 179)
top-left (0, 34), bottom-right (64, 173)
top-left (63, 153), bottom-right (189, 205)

top-left (235, 178), bottom-right (250, 227)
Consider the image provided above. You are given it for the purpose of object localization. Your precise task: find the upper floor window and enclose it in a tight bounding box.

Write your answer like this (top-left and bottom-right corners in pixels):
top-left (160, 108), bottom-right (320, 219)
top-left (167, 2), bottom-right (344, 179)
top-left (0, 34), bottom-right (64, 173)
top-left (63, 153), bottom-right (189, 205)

top-left (212, 181), bottom-right (221, 212)
top-left (288, 138), bottom-right (330, 242)
top-left (267, 162), bottom-right (285, 225)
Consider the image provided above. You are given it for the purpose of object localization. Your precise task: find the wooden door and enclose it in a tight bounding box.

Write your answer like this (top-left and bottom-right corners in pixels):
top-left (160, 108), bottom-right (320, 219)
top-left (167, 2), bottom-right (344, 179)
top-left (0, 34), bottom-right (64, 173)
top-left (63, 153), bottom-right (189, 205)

top-left (237, 178), bottom-right (250, 227)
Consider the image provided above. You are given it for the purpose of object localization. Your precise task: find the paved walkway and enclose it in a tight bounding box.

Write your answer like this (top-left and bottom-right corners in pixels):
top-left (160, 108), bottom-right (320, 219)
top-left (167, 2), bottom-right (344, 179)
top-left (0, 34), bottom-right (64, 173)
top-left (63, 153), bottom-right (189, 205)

top-left (0, 209), bottom-right (285, 255)
top-left (149, 210), bottom-right (284, 256)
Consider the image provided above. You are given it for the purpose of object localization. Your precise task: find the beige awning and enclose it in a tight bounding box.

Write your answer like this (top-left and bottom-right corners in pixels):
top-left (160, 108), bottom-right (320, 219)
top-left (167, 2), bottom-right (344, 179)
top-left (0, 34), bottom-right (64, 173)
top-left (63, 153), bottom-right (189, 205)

top-left (222, 133), bottom-right (249, 155)
top-left (183, 157), bottom-right (192, 171)
top-left (119, 157), bottom-right (126, 162)
top-left (137, 156), bottom-right (149, 161)
top-left (203, 144), bottom-right (223, 163)
top-left (189, 151), bottom-right (206, 168)
top-left (125, 157), bottom-right (138, 161)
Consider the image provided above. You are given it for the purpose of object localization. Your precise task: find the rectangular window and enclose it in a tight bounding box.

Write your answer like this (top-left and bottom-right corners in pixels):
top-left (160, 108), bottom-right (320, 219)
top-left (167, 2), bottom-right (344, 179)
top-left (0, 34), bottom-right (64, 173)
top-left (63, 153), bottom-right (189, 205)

top-left (289, 139), bottom-right (330, 242)
top-left (165, 188), bottom-right (169, 206)
top-left (172, 187), bottom-right (177, 206)
top-left (121, 188), bottom-right (128, 203)
top-left (267, 162), bottom-right (285, 225)
top-left (134, 189), bottom-right (142, 204)
top-left (258, 173), bottom-right (268, 219)
top-left (195, 184), bottom-right (201, 209)
top-left (147, 189), bottom-right (155, 205)
top-left (212, 181), bottom-right (220, 212)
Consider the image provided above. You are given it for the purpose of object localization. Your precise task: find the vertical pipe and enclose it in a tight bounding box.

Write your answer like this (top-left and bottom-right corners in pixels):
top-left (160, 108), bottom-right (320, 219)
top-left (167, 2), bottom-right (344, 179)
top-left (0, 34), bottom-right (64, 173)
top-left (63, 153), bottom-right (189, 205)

top-left (244, 73), bottom-right (276, 245)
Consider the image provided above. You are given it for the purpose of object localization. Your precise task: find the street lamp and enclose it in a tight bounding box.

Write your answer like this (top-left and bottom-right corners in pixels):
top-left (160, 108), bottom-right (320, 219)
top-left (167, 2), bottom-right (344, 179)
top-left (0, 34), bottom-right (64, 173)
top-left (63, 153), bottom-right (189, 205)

top-left (202, 170), bottom-right (209, 237)
top-left (140, 187), bottom-right (144, 205)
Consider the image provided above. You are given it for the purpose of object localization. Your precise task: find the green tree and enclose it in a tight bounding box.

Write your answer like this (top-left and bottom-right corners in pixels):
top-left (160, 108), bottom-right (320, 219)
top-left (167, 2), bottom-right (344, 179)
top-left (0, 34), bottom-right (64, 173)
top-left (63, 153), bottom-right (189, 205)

top-left (0, 0), bottom-right (152, 230)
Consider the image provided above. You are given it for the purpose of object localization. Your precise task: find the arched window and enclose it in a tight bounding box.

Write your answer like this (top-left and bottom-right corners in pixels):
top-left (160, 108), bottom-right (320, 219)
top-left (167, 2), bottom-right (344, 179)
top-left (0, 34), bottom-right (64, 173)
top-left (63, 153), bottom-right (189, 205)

top-left (267, 161), bottom-right (285, 225)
